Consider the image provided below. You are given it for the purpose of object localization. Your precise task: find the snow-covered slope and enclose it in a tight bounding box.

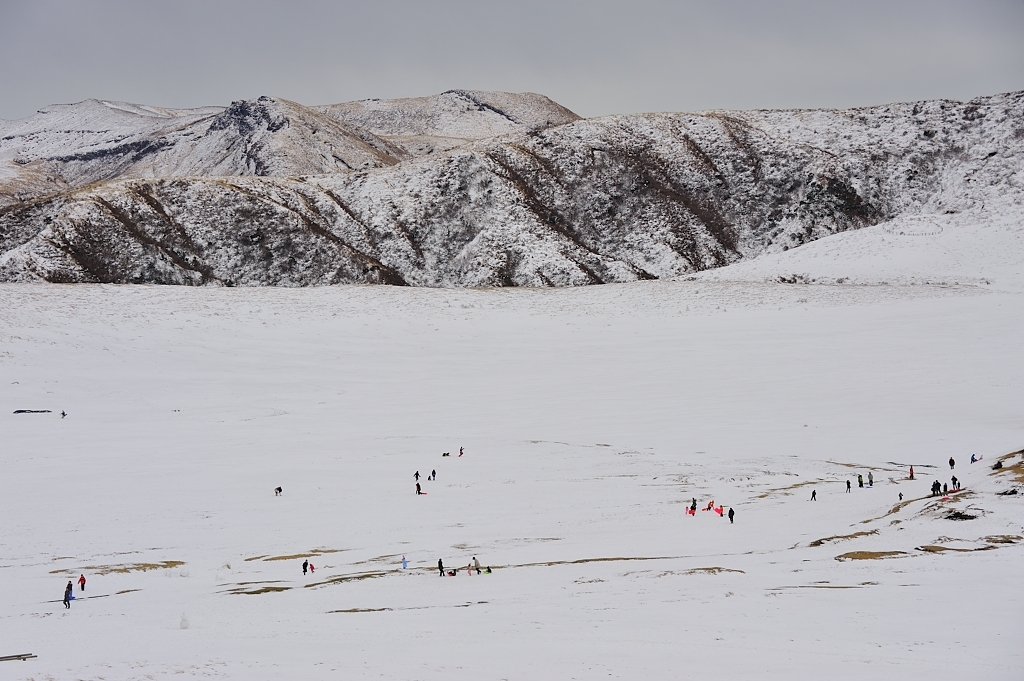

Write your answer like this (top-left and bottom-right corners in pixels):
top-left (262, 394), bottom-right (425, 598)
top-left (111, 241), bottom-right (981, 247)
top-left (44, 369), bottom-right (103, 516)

top-left (0, 97), bottom-right (403, 207)
top-left (1, 91), bottom-right (1022, 286)
top-left (1, 275), bottom-right (1021, 679)
top-left (317, 89), bottom-right (582, 156)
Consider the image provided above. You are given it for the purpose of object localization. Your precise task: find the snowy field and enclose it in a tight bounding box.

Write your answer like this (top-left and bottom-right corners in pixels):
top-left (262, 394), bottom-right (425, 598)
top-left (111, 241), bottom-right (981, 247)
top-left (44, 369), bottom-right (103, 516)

top-left (2, 212), bottom-right (1023, 680)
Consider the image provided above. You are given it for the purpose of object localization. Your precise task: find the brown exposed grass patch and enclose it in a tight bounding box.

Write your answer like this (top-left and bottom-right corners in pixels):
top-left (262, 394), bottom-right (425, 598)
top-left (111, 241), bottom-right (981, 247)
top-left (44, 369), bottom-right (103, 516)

top-left (835, 551), bottom-right (906, 561)
top-left (916, 545), bottom-right (971, 553)
top-left (681, 567), bottom-right (745, 575)
top-left (809, 530), bottom-right (877, 547)
top-left (305, 570), bottom-right (390, 588)
top-left (263, 549), bottom-right (347, 562)
top-left (753, 479), bottom-right (822, 500)
top-left (50, 560), bottom-right (184, 575)
top-left (991, 448), bottom-right (1024, 483)
top-left (329, 607), bottom-right (393, 613)
top-left (983, 535), bottom-right (1022, 544)
top-left (244, 555), bottom-right (268, 562)
top-left (230, 585), bottom-right (292, 595)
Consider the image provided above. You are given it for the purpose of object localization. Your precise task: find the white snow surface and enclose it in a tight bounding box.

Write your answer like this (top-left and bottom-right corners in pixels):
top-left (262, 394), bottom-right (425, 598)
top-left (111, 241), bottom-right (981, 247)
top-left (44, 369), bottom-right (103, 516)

top-left (2, 213), bottom-right (1023, 679)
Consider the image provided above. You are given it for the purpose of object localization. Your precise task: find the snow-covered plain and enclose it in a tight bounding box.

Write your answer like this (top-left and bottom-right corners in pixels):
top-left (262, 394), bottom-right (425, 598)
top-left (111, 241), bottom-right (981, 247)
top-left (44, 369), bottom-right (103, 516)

top-left (2, 212), bottom-right (1023, 679)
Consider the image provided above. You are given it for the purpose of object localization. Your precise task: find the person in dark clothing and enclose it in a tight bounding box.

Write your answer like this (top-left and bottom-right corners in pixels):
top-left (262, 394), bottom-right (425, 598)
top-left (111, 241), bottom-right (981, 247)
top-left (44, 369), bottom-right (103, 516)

top-left (690, 498), bottom-right (697, 513)
top-left (899, 492), bottom-right (904, 501)
top-left (274, 486), bottom-right (282, 496)
top-left (857, 474), bottom-right (864, 488)
top-left (63, 582), bottom-right (72, 608)
top-left (810, 490), bottom-right (817, 501)
top-left (951, 475), bottom-right (958, 491)
top-left (846, 480), bottom-right (851, 493)
top-left (943, 483), bottom-right (948, 494)
top-left (61, 410), bottom-right (67, 418)
top-left (415, 482), bottom-right (422, 495)
top-left (414, 471), bottom-right (420, 481)
top-left (431, 469), bottom-right (436, 481)
top-left (438, 559), bottom-right (444, 577)
top-left (727, 508), bottom-right (735, 523)
top-left (949, 457), bottom-right (955, 470)
top-left (302, 559), bottom-right (308, 575)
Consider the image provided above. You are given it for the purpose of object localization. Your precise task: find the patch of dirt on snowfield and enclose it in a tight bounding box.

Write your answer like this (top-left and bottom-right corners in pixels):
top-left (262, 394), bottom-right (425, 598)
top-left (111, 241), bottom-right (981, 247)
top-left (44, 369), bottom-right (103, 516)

top-left (305, 570), bottom-right (391, 588)
top-left (227, 585), bottom-right (292, 595)
top-left (982, 535), bottom-right (1022, 544)
top-left (262, 548), bottom-right (348, 561)
top-left (681, 567), bottom-right (745, 575)
top-left (991, 449), bottom-right (1024, 483)
top-left (834, 551), bottom-right (906, 561)
top-left (49, 560), bottom-right (184, 575)
top-left (115, 589), bottom-right (142, 595)
top-left (752, 479), bottom-right (823, 500)
top-left (809, 530), bottom-right (877, 547)
top-left (916, 545), bottom-right (974, 553)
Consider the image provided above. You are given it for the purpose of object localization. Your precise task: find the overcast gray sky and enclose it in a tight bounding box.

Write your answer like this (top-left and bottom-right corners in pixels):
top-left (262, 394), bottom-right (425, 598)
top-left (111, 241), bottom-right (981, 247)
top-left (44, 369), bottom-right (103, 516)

top-left (1, 0), bottom-right (1022, 120)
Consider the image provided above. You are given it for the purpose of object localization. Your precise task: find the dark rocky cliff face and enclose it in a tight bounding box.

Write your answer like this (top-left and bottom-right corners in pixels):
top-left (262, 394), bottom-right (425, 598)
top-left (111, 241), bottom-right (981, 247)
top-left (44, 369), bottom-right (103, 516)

top-left (1, 91), bottom-right (1021, 286)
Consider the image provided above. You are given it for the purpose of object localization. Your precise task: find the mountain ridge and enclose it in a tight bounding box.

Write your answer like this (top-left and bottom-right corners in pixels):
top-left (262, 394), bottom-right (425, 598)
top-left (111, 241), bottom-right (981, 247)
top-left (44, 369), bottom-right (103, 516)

top-left (1, 90), bottom-right (1021, 286)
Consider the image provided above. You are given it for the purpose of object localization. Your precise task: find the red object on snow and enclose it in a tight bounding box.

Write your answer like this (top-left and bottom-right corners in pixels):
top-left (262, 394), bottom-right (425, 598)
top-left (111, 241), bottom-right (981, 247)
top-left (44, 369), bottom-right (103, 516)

top-left (686, 507), bottom-right (695, 515)
top-left (715, 506), bottom-right (724, 516)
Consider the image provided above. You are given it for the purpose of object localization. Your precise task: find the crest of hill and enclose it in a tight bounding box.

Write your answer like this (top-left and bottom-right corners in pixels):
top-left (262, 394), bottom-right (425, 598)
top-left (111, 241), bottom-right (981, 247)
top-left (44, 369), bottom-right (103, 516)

top-left (316, 90), bottom-right (582, 156)
top-left (0, 96), bottom-right (403, 206)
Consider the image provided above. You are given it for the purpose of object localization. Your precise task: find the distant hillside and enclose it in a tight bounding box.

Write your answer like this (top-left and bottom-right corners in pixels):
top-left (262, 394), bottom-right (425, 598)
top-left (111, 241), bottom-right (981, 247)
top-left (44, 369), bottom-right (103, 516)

top-left (0, 90), bottom-right (1021, 286)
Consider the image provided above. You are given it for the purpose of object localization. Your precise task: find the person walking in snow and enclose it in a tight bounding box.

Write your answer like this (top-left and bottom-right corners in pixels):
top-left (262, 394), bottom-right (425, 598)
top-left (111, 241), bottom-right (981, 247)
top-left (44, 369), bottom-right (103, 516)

top-left (951, 475), bottom-right (958, 491)
top-left (415, 482), bottom-right (422, 495)
top-left (473, 556), bottom-right (481, 574)
top-left (459, 447), bottom-right (464, 457)
top-left (867, 471), bottom-right (873, 487)
top-left (302, 559), bottom-right (308, 575)
top-left (949, 457), bottom-right (955, 470)
top-left (63, 582), bottom-right (72, 609)
top-left (810, 490), bottom-right (816, 501)
top-left (857, 474), bottom-right (864, 488)
top-left (728, 508), bottom-right (735, 524)
top-left (846, 480), bottom-right (851, 493)
top-left (402, 555), bottom-right (408, 569)
top-left (899, 492), bottom-right (904, 501)
top-left (438, 559), bottom-right (444, 577)
top-left (78, 574), bottom-right (86, 592)
top-left (431, 469), bottom-right (436, 481)
top-left (909, 466), bottom-right (914, 480)
top-left (414, 471), bottom-right (420, 481)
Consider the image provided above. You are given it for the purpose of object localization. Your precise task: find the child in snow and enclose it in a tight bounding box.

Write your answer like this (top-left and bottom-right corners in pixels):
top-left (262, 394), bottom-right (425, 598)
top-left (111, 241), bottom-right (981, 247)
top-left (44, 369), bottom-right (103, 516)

top-left (415, 482), bottom-right (422, 495)
top-left (63, 582), bottom-right (72, 609)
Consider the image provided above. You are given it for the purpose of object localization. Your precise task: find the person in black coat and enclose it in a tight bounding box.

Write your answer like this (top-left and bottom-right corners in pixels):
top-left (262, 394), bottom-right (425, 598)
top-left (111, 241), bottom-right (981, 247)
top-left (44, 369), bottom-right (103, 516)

top-left (438, 559), bottom-right (444, 577)
top-left (728, 508), bottom-right (735, 524)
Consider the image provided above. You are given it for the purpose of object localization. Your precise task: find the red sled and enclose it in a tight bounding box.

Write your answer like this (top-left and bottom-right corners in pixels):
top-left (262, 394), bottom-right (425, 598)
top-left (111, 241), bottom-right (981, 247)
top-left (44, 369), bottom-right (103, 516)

top-left (686, 507), bottom-right (695, 515)
top-left (715, 506), bottom-right (724, 516)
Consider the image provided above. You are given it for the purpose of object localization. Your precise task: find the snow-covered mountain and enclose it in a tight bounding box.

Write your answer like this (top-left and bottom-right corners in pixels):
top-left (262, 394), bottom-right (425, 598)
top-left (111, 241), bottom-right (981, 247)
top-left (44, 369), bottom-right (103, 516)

top-left (1, 90), bottom-right (1021, 285)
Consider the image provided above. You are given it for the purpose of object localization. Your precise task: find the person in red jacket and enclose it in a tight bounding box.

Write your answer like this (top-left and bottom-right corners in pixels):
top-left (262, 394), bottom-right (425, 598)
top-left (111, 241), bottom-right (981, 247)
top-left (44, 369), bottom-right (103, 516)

top-left (78, 574), bottom-right (86, 592)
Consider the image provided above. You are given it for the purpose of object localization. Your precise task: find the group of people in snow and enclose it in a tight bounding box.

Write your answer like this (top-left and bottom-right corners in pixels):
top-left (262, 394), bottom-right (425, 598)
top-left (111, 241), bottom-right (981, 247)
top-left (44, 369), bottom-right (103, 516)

top-left (436, 556), bottom-right (490, 576)
top-left (62, 574), bottom-right (86, 609)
